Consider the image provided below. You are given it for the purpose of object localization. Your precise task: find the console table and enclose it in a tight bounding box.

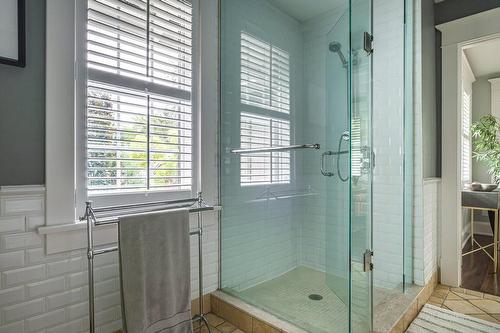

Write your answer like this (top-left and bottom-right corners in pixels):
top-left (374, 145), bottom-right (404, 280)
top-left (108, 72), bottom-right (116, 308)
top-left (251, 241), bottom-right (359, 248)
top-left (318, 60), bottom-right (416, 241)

top-left (461, 190), bottom-right (499, 272)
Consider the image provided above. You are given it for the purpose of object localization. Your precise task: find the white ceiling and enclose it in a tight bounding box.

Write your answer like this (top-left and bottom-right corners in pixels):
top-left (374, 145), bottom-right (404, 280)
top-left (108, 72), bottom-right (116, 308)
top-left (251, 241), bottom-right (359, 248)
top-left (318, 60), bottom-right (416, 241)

top-left (266, 0), bottom-right (344, 22)
top-left (464, 38), bottom-right (500, 78)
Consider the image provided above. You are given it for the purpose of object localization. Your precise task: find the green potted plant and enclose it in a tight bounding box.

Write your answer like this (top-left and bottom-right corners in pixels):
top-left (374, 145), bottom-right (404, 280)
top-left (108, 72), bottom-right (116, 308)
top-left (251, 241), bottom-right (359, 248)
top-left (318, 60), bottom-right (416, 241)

top-left (471, 114), bottom-right (500, 184)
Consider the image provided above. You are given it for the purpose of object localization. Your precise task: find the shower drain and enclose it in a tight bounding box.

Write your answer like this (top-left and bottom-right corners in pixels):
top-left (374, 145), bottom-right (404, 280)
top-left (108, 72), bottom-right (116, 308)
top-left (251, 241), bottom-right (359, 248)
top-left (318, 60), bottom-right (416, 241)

top-left (308, 294), bottom-right (323, 301)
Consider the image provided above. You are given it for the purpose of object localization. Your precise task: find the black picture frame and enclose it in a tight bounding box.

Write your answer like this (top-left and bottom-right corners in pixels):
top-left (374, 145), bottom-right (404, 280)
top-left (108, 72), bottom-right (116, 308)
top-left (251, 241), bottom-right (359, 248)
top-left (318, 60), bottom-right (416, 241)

top-left (0, 0), bottom-right (26, 67)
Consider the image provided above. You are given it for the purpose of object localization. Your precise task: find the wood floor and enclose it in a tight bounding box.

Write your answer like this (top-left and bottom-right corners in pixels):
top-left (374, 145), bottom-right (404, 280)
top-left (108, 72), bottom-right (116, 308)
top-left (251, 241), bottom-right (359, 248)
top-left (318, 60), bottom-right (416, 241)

top-left (461, 234), bottom-right (500, 296)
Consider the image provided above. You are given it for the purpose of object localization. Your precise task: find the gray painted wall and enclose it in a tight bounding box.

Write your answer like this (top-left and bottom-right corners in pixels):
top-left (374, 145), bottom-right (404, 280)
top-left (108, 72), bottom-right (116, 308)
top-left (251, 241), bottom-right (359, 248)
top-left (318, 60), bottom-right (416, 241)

top-left (433, 1), bottom-right (500, 179)
top-left (421, 0), bottom-right (437, 178)
top-left (472, 73), bottom-right (500, 183)
top-left (435, 0), bottom-right (500, 25)
top-left (0, 0), bottom-right (45, 186)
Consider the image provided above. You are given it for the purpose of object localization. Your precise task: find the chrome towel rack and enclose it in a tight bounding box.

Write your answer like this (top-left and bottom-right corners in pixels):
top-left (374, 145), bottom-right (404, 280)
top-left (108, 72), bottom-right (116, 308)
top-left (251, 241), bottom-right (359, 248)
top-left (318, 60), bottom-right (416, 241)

top-left (230, 143), bottom-right (320, 154)
top-left (81, 192), bottom-right (219, 333)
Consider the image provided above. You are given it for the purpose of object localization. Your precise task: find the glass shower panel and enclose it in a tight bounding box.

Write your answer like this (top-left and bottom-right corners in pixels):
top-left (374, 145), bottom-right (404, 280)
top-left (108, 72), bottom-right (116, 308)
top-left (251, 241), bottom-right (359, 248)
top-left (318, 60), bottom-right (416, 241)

top-left (218, 0), bottom-right (410, 332)
top-left (349, 0), bottom-right (373, 332)
top-left (219, 0), bottom-right (301, 295)
top-left (220, 1), bottom-right (353, 332)
top-left (325, 10), bottom-right (350, 308)
top-left (403, 0), bottom-right (414, 289)
top-left (371, 0), bottom-right (407, 297)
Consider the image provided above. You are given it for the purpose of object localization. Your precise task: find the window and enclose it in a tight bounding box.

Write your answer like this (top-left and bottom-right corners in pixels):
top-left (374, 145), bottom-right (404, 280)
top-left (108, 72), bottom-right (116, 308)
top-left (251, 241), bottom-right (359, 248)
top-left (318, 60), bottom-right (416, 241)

top-left (239, 32), bottom-right (291, 185)
top-left (351, 117), bottom-right (362, 178)
top-left (241, 32), bottom-right (290, 114)
top-left (86, 0), bottom-right (193, 195)
top-left (240, 113), bottom-right (290, 185)
top-left (461, 88), bottom-right (472, 185)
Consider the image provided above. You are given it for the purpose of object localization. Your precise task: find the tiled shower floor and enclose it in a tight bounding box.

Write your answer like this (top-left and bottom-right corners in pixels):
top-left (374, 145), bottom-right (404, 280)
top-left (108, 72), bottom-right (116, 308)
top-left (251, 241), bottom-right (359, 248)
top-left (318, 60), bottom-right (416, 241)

top-left (224, 266), bottom-right (415, 333)
top-left (230, 266), bottom-right (349, 333)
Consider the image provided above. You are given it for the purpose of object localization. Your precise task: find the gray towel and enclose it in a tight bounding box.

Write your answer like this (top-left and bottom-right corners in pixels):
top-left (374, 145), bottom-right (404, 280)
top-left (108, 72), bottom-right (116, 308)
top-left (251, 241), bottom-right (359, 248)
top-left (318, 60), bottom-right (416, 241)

top-left (118, 209), bottom-right (193, 333)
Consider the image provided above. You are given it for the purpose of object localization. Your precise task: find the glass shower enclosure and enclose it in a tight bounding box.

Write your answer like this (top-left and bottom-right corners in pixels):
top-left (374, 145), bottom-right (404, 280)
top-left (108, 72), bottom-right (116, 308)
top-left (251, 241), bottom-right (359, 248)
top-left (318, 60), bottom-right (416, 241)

top-left (219, 0), bottom-right (412, 332)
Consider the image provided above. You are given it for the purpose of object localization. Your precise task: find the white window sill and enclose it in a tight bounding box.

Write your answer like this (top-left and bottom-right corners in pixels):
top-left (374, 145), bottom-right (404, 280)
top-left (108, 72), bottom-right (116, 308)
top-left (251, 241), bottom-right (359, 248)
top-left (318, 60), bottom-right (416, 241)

top-left (38, 221), bottom-right (87, 235)
top-left (38, 222), bottom-right (117, 255)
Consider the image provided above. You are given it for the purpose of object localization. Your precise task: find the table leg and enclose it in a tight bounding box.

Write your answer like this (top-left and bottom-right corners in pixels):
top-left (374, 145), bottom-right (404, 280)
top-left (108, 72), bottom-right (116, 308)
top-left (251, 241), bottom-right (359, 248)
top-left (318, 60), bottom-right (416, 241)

top-left (495, 209), bottom-right (498, 273)
top-left (471, 208), bottom-right (474, 248)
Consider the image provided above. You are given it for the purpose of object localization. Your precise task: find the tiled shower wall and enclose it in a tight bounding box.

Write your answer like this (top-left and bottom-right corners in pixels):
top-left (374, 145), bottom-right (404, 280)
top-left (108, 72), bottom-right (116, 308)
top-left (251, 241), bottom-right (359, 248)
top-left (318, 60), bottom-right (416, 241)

top-left (219, 0), bottom-right (303, 292)
top-left (0, 186), bottom-right (218, 333)
top-left (371, 0), bottom-right (406, 290)
top-left (412, 0), bottom-right (440, 287)
top-left (298, 5), bottom-right (345, 272)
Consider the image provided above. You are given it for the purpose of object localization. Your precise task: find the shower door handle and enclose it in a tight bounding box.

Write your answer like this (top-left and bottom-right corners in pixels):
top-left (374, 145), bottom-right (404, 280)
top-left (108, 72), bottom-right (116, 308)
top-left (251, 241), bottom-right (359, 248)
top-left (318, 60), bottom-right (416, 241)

top-left (321, 151), bottom-right (335, 177)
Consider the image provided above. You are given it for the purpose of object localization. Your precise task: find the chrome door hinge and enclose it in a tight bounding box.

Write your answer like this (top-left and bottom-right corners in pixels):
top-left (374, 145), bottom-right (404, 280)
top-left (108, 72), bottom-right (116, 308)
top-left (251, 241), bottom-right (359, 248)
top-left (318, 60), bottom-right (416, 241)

top-left (363, 249), bottom-right (374, 272)
top-left (364, 32), bottom-right (373, 55)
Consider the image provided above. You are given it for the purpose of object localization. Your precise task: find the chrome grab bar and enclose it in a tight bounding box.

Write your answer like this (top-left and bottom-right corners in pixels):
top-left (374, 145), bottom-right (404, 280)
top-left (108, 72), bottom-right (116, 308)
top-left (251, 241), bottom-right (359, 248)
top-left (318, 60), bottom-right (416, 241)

top-left (230, 143), bottom-right (320, 154)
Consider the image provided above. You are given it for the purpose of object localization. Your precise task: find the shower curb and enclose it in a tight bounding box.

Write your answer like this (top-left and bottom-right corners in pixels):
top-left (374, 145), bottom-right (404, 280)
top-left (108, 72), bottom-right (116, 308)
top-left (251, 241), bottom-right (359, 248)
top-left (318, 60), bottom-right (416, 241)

top-left (379, 270), bottom-right (439, 333)
top-left (210, 290), bottom-right (308, 333)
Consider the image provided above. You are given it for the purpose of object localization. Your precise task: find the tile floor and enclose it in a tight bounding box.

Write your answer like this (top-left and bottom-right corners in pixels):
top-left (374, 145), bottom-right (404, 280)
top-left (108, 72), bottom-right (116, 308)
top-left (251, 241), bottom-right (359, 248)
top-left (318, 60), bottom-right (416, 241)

top-left (427, 284), bottom-right (500, 324)
top-left (194, 313), bottom-right (248, 333)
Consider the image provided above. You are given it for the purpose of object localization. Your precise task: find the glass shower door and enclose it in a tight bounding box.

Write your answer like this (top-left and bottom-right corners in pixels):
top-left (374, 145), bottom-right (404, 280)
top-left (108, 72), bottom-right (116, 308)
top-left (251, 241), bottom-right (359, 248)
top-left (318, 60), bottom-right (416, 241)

top-left (324, 0), bottom-right (373, 331)
top-left (349, 0), bottom-right (373, 332)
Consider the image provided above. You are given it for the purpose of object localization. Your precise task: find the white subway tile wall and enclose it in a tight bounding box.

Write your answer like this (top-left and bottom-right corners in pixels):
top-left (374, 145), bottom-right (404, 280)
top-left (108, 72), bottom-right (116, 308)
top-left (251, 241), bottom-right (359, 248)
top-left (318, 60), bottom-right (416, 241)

top-left (411, 0), bottom-right (440, 287)
top-left (0, 186), bottom-right (219, 333)
top-left (423, 179), bottom-right (440, 284)
top-left (412, 0), bottom-right (425, 286)
top-left (371, 0), bottom-right (407, 289)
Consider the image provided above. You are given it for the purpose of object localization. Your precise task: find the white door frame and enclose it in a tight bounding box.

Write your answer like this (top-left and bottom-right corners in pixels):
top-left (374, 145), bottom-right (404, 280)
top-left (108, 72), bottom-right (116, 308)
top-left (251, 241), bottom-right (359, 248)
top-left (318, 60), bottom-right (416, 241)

top-left (437, 8), bottom-right (500, 287)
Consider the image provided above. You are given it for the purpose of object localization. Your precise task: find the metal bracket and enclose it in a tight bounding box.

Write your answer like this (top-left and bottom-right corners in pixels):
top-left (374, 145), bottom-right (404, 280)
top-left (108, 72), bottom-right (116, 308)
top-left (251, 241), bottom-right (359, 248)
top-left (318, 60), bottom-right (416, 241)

top-left (321, 151), bottom-right (335, 177)
top-left (364, 32), bottom-right (373, 55)
top-left (363, 249), bottom-right (374, 272)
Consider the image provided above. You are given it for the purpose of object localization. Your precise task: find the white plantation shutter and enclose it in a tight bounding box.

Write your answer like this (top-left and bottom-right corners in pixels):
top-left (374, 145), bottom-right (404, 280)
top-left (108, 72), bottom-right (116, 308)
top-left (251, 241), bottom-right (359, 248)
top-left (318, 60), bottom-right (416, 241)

top-left (351, 117), bottom-right (362, 177)
top-left (86, 0), bottom-right (193, 194)
top-left (240, 32), bottom-right (291, 185)
top-left (461, 88), bottom-right (471, 185)
top-left (240, 32), bottom-right (290, 114)
top-left (240, 113), bottom-right (291, 185)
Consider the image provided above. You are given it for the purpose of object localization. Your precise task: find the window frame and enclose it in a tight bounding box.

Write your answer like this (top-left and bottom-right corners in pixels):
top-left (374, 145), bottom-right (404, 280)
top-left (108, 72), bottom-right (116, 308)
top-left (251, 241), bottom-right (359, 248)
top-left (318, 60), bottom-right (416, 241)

top-left (238, 30), bottom-right (293, 187)
top-left (46, 0), bottom-right (202, 226)
top-left (76, 0), bottom-right (200, 210)
top-left (460, 53), bottom-right (475, 188)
